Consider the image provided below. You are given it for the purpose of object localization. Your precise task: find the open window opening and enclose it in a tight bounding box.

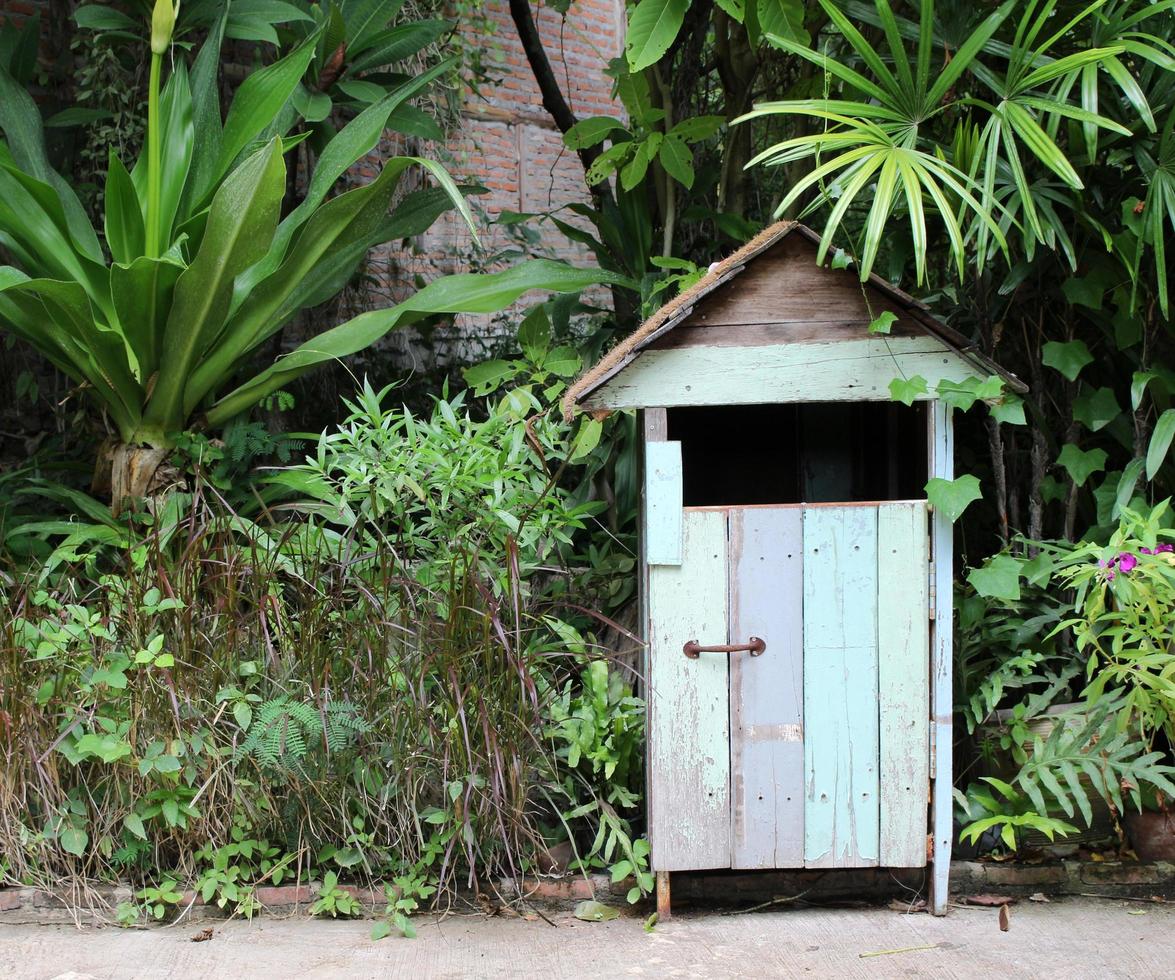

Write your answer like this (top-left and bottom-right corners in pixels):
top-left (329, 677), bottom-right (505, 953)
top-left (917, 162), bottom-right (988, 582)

top-left (668, 402), bottom-right (927, 507)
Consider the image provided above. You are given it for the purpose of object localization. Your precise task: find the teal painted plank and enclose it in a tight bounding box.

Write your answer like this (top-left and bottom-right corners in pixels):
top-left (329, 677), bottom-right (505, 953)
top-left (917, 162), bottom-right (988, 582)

top-left (803, 505), bottom-right (880, 868)
top-left (878, 502), bottom-right (930, 867)
top-left (729, 507), bottom-right (804, 869)
top-left (644, 441), bottom-right (682, 565)
top-left (647, 509), bottom-right (730, 870)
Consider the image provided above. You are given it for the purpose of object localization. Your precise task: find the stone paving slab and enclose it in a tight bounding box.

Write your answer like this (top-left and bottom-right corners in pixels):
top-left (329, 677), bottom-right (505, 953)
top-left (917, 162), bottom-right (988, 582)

top-left (1, 896), bottom-right (1172, 979)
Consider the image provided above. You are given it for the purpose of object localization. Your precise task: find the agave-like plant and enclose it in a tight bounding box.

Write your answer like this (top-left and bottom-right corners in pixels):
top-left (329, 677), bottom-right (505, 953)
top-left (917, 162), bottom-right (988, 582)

top-left (0, 1), bottom-right (619, 497)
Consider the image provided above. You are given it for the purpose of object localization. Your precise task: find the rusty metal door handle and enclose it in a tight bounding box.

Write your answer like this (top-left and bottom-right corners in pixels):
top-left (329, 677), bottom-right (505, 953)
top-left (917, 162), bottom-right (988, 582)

top-left (683, 637), bottom-right (766, 659)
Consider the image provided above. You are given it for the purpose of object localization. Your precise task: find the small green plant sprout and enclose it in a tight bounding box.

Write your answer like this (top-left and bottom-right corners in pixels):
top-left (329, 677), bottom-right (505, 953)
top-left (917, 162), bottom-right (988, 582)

top-left (115, 900), bottom-right (140, 927)
top-left (136, 879), bottom-right (182, 920)
top-left (310, 871), bottom-right (361, 919)
top-left (371, 873), bottom-right (437, 940)
top-left (133, 635), bottom-right (173, 670)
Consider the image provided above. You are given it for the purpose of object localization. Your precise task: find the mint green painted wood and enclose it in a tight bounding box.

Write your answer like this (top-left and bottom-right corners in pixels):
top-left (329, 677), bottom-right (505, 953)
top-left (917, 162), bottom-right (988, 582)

top-left (729, 507), bottom-right (804, 869)
top-left (878, 502), bottom-right (930, 867)
top-left (582, 338), bottom-right (975, 411)
top-left (647, 509), bottom-right (730, 871)
top-left (644, 441), bottom-right (683, 565)
top-left (803, 505), bottom-right (880, 868)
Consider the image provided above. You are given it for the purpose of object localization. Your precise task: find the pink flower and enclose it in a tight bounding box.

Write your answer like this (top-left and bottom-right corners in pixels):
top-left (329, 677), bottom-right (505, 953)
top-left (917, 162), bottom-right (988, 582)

top-left (1118, 553), bottom-right (1138, 573)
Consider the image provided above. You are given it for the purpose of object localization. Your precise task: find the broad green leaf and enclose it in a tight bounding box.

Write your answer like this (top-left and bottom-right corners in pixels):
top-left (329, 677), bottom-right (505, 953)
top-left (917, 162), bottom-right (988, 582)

top-left (59, 826), bottom-right (88, 857)
top-left (967, 554), bottom-right (1021, 601)
top-left (110, 254), bottom-right (184, 382)
top-left (1057, 444), bottom-right (1107, 487)
top-left (104, 152), bottom-right (144, 264)
top-left (1131, 371), bottom-right (1157, 411)
top-left (371, 920), bottom-right (392, 940)
top-left (131, 63), bottom-right (194, 253)
top-left (206, 260), bottom-right (631, 426)
top-left (990, 396), bottom-right (1026, 425)
top-left (669, 115), bottom-right (725, 142)
top-left (868, 310), bottom-right (897, 334)
top-left (563, 116), bottom-right (626, 150)
top-left (1041, 339), bottom-right (1093, 381)
top-left (463, 359), bottom-right (514, 396)
top-left (626, 0), bottom-right (689, 72)
top-left (926, 474), bottom-right (982, 523)
top-left (573, 900), bottom-right (620, 922)
top-left (658, 135), bottom-right (694, 188)
top-left (202, 32), bottom-right (318, 202)
top-left (124, 813), bottom-right (147, 840)
top-left (757, 0), bottom-right (807, 44)
top-left (348, 20), bottom-right (452, 72)
top-left (1114, 458), bottom-right (1146, 519)
top-left (1145, 409), bottom-right (1175, 480)
top-left (145, 140), bottom-right (286, 436)
top-left (569, 417), bottom-right (603, 462)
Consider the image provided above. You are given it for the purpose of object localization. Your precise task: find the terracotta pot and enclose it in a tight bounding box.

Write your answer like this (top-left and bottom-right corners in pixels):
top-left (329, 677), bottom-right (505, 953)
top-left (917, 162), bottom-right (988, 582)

top-left (1125, 811), bottom-right (1175, 862)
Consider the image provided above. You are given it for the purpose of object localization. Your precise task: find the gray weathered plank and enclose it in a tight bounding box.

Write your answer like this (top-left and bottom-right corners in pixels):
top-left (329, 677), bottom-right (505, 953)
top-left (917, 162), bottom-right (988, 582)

top-left (878, 502), bottom-right (930, 867)
top-left (647, 509), bottom-right (731, 871)
top-left (803, 505), bottom-right (880, 869)
top-left (929, 402), bottom-right (955, 912)
top-left (729, 507), bottom-right (804, 869)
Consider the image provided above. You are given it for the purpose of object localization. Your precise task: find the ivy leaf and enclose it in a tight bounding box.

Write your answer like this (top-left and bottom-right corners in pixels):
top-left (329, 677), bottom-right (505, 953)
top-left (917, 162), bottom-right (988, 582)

top-left (990, 396), bottom-right (1026, 425)
top-left (1041, 340), bottom-right (1093, 381)
top-left (926, 474), bottom-right (982, 523)
top-left (563, 116), bottom-right (626, 150)
top-left (1057, 444), bottom-right (1108, 487)
top-left (889, 375), bottom-right (927, 406)
top-left (1073, 386), bottom-right (1121, 432)
top-left (868, 310), bottom-right (897, 335)
top-left (626, 0), bottom-right (689, 71)
top-left (1146, 409), bottom-right (1175, 480)
top-left (968, 554), bottom-right (1022, 602)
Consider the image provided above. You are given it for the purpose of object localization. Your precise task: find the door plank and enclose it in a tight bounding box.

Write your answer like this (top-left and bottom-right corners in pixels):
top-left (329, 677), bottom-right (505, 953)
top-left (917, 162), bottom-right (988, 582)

top-left (729, 507), bottom-right (804, 869)
top-left (803, 505), bottom-right (880, 868)
top-left (645, 441), bottom-right (683, 565)
top-left (878, 502), bottom-right (930, 867)
top-left (647, 509), bottom-right (731, 870)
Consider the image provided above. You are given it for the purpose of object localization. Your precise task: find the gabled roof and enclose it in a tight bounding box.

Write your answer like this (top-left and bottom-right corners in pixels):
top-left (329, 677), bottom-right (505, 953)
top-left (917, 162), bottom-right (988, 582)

top-left (562, 221), bottom-right (1025, 418)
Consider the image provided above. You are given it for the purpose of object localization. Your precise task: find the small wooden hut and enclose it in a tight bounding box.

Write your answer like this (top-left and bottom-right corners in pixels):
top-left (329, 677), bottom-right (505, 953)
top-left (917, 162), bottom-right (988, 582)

top-left (563, 221), bottom-right (1023, 917)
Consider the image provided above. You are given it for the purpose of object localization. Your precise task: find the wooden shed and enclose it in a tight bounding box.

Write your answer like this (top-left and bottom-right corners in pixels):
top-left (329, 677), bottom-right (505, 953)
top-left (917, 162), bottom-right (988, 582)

top-left (563, 221), bottom-right (1023, 917)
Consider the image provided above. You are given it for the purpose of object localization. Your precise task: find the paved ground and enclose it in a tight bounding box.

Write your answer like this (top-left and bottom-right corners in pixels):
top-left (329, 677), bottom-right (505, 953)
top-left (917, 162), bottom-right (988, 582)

top-left (1, 896), bottom-right (1170, 979)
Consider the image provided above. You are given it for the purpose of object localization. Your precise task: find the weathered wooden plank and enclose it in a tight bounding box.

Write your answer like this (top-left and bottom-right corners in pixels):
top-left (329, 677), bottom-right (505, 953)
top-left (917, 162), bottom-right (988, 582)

top-left (803, 505), bottom-right (880, 869)
top-left (929, 402), bottom-right (955, 912)
top-left (647, 509), bottom-right (731, 871)
top-left (650, 319), bottom-right (921, 350)
top-left (688, 235), bottom-right (917, 327)
top-left (729, 507), bottom-right (804, 869)
top-left (878, 502), bottom-right (930, 867)
top-left (582, 339), bottom-right (976, 411)
top-left (644, 441), bottom-right (683, 565)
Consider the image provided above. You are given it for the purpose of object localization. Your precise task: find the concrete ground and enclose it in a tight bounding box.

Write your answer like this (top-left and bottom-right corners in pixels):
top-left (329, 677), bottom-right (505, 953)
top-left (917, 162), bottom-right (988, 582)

top-left (1, 896), bottom-right (1170, 979)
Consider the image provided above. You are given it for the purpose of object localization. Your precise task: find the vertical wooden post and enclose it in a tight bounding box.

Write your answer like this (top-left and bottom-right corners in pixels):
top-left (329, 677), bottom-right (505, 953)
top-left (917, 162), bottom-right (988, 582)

top-left (928, 401), bottom-right (954, 914)
top-left (656, 870), bottom-right (672, 920)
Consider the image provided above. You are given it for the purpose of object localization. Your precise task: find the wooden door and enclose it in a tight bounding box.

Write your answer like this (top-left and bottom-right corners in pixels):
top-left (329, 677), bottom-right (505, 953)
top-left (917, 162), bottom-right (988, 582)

top-left (646, 496), bottom-right (930, 872)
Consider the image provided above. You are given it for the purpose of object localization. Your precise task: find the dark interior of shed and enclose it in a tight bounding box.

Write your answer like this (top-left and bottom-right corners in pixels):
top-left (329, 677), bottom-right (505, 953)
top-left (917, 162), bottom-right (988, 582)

top-left (668, 402), bottom-right (928, 507)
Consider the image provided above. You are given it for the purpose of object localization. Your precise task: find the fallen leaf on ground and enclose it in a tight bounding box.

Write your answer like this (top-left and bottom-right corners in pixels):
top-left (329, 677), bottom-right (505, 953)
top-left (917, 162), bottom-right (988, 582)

top-left (999, 904), bottom-right (1011, 932)
top-left (859, 943), bottom-right (943, 958)
top-left (573, 900), bottom-right (619, 922)
top-left (888, 898), bottom-right (927, 913)
top-left (190, 928), bottom-right (214, 943)
top-left (1128, 910), bottom-right (1148, 915)
top-left (1028, 892), bottom-right (1050, 902)
top-left (961, 894), bottom-right (1016, 907)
